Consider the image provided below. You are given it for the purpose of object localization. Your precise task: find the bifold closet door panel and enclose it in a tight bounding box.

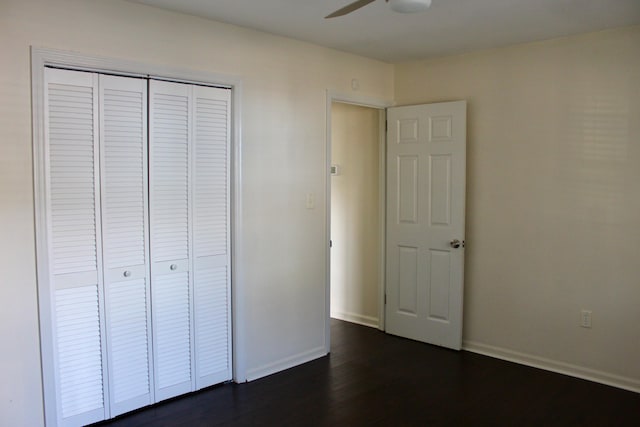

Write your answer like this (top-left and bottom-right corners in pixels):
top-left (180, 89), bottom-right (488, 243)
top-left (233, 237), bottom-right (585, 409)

top-left (99, 74), bottom-right (154, 416)
top-left (149, 81), bottom-right (233, 399)
top-left (149, 80), bottom-right (195, 401)
top-left (44, 68), bottom-right (107, 427)
top-left (192, 85), bottom-right (232, 388)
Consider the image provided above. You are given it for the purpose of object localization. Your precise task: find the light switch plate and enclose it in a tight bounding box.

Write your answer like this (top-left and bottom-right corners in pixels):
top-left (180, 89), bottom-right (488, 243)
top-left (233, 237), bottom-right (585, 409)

top-left (306, 193), bottom-right (315, 209)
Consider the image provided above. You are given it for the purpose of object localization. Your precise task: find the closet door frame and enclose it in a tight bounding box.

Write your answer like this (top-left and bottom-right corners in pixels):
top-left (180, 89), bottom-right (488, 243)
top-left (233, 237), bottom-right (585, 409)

top-left (31, 47), bottom-right (246, 427)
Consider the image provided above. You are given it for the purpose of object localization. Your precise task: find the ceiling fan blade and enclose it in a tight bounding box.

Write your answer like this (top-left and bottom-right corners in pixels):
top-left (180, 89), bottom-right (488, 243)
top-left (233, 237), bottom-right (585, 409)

top-left (325, 0), bottom-right (378, 19)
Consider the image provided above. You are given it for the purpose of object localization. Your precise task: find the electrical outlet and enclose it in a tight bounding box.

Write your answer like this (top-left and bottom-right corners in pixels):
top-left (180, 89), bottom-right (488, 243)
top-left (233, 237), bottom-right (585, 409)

top-left (580, 310), bottom-right (592, 328)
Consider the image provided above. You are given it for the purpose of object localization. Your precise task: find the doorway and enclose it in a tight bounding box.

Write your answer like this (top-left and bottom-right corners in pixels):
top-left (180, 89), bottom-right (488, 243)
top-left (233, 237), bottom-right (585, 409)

top-left (328, 100), bottom-right (386, 331)
top-left (325, 94), bottom-right (467, 354)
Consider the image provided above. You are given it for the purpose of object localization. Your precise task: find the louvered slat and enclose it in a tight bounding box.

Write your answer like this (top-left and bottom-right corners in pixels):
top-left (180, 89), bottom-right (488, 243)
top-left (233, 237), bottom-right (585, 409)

top-left (101, 84), bottom-right (146, 269)
top-left (150, 91), bottom-right (189, 263)
top-left (194, 267), bottom-right (229, 377)
top-left (153, 272), bottom-right (192, 389)
top-left (194, 97), bottom-right (228, 257)
top-left (55, 286), bottom-right (104, 419)
top-left (48, 82), bottom-right (98, 276)
top-left (106, 279), bottom-right (150, 403)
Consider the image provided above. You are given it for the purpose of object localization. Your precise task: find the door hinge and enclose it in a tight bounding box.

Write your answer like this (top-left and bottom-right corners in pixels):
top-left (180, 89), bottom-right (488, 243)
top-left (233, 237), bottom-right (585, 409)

top-left (384, 293), bottom-right (387, 305)
top-left (330, 239), bottom-right (333, 248)
top-left (385, 120), bottom-right (388, 132)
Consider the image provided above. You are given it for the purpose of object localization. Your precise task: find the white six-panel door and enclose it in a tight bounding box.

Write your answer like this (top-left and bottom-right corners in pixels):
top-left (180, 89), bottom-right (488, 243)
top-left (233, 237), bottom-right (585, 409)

top-left (385, 101), bottom-right (466, 350)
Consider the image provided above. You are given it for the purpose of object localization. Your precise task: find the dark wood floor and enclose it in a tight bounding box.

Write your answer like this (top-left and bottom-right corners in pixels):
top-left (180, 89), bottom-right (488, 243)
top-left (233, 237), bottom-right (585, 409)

top-left (96, 319), bottom-right (640, 426)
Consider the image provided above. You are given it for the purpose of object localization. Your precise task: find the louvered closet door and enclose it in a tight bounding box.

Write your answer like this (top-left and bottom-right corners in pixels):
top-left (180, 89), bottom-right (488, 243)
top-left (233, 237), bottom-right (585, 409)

top-left (99, 75), bottom-right (154, 416)
top-left (41, 70), bottom-right (233, 426)
top-left (149, 80), bottom-right (232, 400)
top-left (192, 85), bottom-right (232, 388)
top-left (44, 68), bottom-right (107, 427)
top-left (149, 80), bottom-right (195, 401)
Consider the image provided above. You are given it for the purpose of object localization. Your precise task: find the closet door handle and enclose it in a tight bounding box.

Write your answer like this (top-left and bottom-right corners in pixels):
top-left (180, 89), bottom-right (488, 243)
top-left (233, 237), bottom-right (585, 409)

top-left (123, 270), bottom-right (132, 278)
top-left (170, 264), bottom-right (178, 271)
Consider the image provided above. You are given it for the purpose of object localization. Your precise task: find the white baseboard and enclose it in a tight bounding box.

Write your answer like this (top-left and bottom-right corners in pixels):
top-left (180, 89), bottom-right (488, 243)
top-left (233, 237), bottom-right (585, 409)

top-left (246, 346), bottom-right (327, 382)
top-left (331, 310), bottom-right (379, 328)
top-left (463, 340), bottom-right (640, 394)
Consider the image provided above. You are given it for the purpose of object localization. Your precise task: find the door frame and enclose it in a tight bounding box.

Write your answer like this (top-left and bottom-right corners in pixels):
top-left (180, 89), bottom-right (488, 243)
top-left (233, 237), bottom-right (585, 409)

top-left (31, 47), bottom-right (246, 425)
top-left (324, 90), bottom-right (392, 353)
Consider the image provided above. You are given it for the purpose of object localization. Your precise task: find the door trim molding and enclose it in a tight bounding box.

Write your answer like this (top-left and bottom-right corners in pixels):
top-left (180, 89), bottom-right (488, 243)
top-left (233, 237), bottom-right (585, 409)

top-left (324, 90), bottom-right (392, 353)
top-left (31, 47), bottom-right (246, 426)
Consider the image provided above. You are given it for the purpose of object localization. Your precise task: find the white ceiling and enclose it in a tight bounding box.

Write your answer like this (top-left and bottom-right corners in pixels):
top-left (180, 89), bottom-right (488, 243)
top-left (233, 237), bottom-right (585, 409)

top-left (131, 0), bottom-right (640, 63)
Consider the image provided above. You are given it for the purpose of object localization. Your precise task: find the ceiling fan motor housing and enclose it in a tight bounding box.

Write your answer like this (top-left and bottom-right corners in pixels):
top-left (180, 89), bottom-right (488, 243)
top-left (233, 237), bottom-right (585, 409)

top-left (389, 0), bottom-right (432, 13)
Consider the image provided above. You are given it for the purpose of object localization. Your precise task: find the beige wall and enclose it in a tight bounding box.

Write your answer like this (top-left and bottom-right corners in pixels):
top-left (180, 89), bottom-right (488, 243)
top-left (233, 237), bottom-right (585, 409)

top-left (0, 0), bottom-right (393, 425)
top-left (1, 0), bottom-right (638, 423)
top-left (330, 102), bottom-right (381, 327)
top-left (395, 26), bottom-right (640, 388)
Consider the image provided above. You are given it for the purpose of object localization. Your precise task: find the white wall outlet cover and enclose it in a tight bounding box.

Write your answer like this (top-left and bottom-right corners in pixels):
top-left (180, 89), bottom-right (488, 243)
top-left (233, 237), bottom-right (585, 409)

top-left (580, 309), bottom-right (592, 328)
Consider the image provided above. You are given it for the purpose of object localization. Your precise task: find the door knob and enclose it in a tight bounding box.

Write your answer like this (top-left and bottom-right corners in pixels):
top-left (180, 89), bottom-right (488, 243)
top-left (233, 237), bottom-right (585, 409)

top-left (450, 239), bottom-right (464, 249)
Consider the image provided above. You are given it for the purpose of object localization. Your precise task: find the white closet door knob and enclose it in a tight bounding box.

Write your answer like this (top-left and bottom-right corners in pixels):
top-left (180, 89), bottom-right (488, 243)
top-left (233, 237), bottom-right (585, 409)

top-left (123, 270), bottom-right (131, 277)
top-left (170, 264), bottom-right (178, 271)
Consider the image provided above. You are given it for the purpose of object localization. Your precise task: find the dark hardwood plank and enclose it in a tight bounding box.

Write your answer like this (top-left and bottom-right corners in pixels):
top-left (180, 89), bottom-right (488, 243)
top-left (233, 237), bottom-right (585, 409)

top-left (95, 319), bottom-right (640, 426)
